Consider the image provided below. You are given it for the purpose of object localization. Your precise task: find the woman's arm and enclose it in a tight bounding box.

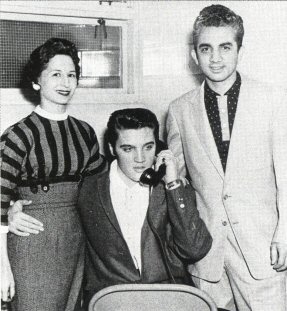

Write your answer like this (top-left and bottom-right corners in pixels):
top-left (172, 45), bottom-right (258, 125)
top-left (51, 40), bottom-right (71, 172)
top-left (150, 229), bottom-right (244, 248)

top-left (82, 124), bottom-right (107, 176)
top-left (1, 233), bottom-right (15, 302)
top-left (1, 126), bottom-right (43, 236)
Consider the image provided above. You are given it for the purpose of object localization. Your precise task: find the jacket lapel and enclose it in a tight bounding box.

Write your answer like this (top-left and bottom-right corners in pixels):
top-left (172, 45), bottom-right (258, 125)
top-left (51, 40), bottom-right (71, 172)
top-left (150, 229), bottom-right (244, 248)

top-left (191, 82), bottom-right (224, 179)
top-left (224, 77), bottom-right (251, 179)
top-left (98, 173), bottom-right (146, 278)
top-left (97, 173), bottom-right (124, 237)
top-left (142, 184), bottom-right (166, 242)
top-left (147, 184), bottom-right (166, 226)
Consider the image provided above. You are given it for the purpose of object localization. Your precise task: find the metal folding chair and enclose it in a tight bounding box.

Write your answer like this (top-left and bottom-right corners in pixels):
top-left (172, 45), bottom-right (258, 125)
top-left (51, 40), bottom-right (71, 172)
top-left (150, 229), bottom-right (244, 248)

top-left (88, 284), bottom-right (218, 311)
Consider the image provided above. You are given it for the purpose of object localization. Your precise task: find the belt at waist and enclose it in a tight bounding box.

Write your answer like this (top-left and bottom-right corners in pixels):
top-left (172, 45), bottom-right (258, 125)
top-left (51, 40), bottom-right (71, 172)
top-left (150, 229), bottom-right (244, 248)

top-left (18, 175), bottom-right (82, 187)
top-left (18, 181), bottom-right (80, 207)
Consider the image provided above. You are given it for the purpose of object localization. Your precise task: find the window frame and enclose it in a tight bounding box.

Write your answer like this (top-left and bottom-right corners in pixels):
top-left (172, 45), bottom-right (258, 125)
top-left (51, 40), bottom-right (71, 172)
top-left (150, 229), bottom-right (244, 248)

top-left (0, 1), bottom-right (139, 104)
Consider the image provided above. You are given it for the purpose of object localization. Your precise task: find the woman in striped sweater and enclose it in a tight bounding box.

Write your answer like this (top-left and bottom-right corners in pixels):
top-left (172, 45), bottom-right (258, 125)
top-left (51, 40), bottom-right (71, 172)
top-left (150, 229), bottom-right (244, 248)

top-left (1, 38), bottom-right (105, 311)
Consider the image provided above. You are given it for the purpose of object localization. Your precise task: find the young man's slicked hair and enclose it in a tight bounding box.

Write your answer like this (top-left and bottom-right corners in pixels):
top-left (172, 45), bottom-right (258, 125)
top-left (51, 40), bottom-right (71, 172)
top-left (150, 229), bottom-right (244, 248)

top-left (193, 4), bottom-right (244, 50)
top-left (107, 108), bottom-right (160, 149)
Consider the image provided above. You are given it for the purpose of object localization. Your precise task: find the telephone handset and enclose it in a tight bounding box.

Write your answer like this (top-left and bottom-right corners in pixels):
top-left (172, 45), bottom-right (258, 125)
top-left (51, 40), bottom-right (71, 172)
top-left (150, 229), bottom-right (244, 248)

top-left (139, 164), bottom-right (166, 186)
top-left (139, 140), bottom-right (167, 186)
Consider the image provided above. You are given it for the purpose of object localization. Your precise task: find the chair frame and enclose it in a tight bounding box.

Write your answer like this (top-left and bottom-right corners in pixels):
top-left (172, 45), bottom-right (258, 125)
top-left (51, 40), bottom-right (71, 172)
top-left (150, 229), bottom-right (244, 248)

top-left (89, 283), bottom-right (218, 311)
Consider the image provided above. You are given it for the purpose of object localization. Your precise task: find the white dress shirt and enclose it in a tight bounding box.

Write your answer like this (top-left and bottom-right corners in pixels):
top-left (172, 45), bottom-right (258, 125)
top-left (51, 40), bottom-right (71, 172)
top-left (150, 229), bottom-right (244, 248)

top-left (109, 160), bottom-right (149, 272)
top-left (216, 95), bottom-right (230, 141)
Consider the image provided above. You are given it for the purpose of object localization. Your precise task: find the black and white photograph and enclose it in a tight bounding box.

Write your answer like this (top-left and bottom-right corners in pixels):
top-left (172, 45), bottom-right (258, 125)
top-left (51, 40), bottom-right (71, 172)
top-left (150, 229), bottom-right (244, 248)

top-left (1, 1), bottom-right (287, 310)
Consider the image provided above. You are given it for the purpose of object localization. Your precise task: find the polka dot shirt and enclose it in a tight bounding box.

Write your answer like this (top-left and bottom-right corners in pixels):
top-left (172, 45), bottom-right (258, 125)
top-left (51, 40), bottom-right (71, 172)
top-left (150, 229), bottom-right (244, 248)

top-left (204, 72), bottom-right (241, 172)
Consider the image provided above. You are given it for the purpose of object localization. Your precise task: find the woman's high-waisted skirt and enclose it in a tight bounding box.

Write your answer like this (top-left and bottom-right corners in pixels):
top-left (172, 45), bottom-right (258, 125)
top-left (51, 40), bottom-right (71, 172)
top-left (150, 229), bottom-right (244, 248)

top-left (8, 181), bottom-right (85, 311)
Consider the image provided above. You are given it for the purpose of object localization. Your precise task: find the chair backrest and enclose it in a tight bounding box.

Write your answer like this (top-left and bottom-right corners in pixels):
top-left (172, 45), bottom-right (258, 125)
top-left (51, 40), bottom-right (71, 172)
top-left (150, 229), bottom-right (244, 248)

top-left (89, 284), bottom-right (218, 311)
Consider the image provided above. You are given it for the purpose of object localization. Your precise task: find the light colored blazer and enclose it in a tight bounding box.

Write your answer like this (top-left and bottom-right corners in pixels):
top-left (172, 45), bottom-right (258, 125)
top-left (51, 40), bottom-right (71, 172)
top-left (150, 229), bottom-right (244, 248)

top-left (166, 75), bottom-right (287, 281)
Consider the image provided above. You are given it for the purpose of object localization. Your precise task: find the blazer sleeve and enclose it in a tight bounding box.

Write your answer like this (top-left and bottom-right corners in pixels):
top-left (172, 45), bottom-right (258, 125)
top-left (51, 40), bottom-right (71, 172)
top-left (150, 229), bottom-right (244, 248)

top-left (166, 103), bottom-right (187, 179)
top-left (271, 88), bottom-right (287, 244)
top-left (165, 183), bottom-right (212, 262)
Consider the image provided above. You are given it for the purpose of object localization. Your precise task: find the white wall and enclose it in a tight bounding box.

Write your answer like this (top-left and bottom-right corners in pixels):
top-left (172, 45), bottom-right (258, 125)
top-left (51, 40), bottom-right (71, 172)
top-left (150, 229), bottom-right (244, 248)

top-left (1, 1), bottom-right (287, 150)
top-left (139, 1), bottom-right (287, 138)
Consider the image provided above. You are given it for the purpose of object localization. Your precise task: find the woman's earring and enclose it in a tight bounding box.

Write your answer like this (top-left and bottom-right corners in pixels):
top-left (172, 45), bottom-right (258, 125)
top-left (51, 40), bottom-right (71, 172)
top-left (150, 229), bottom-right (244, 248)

top-left (32, 83), bottom-right (41, 91)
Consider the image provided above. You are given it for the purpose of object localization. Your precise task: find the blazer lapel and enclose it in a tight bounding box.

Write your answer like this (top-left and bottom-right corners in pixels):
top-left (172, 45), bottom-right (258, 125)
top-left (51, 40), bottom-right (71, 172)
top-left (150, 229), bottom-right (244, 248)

top-left (97, 173), bottom-right (124, 237)
top-left (225, 77), bottom-right (251, 178)
top-left (142, 184), bottom-right (166, 242)
top-left (97, 173), bottom-right (143, 278)
top-left (191, 82), bottom-right (224, 179)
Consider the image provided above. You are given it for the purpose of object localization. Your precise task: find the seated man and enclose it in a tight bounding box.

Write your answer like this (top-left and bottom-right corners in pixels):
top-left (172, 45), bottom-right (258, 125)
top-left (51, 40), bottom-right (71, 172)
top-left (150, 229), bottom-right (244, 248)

top-left (78, 108), bottom-right (212, 308)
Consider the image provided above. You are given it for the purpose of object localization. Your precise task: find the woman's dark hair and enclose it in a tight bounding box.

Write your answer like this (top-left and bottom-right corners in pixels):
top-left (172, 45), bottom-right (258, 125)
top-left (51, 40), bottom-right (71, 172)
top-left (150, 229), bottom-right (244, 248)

top-left (106, 108), bottom-right (160, 149)
top-left (25, 37), bottom-right (80, 86)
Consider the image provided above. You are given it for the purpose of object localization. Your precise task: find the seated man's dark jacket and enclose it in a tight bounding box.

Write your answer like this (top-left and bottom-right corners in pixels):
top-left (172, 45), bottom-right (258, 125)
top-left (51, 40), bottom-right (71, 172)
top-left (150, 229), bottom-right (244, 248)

top-left (78, 170), bottom-right (212, 303)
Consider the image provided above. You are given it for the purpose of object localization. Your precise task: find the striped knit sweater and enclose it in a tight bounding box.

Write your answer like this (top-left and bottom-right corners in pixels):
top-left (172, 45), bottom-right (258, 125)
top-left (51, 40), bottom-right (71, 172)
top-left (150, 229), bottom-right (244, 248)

top-left (1, 111), bottom-right (106, 225)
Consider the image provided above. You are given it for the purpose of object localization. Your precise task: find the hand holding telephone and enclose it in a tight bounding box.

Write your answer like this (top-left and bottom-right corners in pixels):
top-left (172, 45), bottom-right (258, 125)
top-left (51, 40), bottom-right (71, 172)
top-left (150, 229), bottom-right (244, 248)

top-left (139, 141), bottom-right (178, 186)
top-left (139, 140), bottom-right (167, 186)
top-left (139, 163), bottom-right (166, 186)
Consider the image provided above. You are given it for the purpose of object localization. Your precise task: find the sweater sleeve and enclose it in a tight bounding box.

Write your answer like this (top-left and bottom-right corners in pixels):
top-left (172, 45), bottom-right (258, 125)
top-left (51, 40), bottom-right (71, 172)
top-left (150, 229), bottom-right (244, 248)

top-left (1, 127), bottom-right (28, 226)
top-left (83, 125), bottom-right (107, 176)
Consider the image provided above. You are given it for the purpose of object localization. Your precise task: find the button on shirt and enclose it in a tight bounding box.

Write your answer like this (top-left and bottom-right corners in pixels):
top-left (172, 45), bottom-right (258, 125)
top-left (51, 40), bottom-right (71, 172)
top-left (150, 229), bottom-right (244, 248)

top-left (204, 72), bottom-right (241, 172)
top-left (109, 160), bottom-right (149, 272)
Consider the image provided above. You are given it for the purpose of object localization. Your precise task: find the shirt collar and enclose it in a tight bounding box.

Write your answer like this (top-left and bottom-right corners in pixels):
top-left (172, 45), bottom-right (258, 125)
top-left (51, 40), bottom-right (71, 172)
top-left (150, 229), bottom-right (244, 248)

top-left (225, 72), bottom-right (241, 96)
top-left (204, 72), bottom-right (241, 98)
top-left (109, 160), bottom-right (148, 193)
top-left (34, 105), bottom-right (68, 121)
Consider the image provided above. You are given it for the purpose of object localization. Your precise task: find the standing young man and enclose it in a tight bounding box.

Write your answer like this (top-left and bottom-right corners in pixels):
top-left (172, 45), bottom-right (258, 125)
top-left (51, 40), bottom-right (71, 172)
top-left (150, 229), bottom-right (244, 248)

top-left (167, 4), bottom-right (287, 311)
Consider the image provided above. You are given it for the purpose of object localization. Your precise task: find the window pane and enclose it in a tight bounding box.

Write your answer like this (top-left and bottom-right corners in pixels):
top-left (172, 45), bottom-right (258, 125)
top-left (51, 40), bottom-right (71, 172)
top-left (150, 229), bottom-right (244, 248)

top-left (0, 19), bottom-right (122, 88)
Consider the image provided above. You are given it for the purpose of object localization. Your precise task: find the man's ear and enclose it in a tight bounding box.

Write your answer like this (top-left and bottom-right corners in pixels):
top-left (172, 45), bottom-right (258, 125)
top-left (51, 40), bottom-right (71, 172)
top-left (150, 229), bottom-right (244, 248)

top-left (108, 143), bottom-right (115, 157)
top-left (191, 48), bottom-right (199, 66)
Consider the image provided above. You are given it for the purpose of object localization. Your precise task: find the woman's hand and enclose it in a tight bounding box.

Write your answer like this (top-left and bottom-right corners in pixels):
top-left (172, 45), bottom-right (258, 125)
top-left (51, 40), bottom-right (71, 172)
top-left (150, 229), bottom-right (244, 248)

top-left (1, 234), bottom-right (15, 302)
top-left (155, 149), bottom-right (179, 184)
top-left (8, 200), bottom-right (44, 236)
top-left (1, 255), bottom-right (15, 302)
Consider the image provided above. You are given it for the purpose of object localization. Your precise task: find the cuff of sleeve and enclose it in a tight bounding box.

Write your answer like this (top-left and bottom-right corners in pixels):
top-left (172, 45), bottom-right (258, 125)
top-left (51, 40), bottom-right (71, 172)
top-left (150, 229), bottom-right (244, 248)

top-left (1, 225), bottom-right (9, 233)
